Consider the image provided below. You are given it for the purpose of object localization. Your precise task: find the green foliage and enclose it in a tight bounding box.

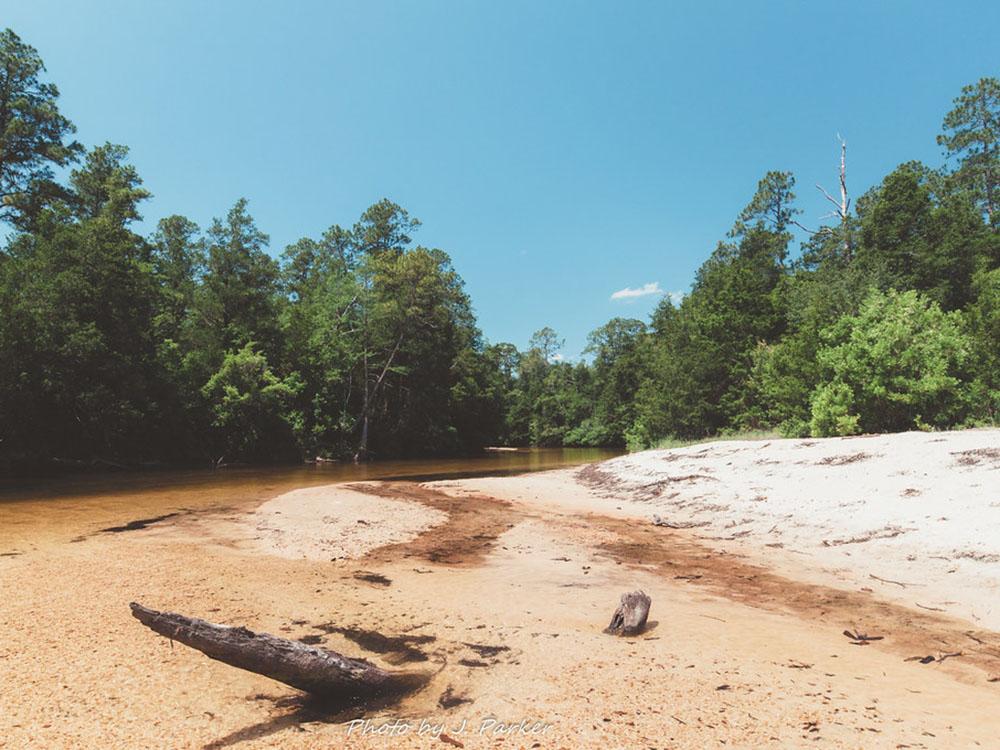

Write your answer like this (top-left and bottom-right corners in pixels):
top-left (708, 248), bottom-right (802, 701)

top-left (730, 170), bottom-right (801, 237)
top-left (808, 382), bottom-right (861, 437)
top-left (358, 244), bottom-right (486, 456)
top-left (938, 77), bottom-right (1000, 227)
top-left (189, 198), bottom-right (281, 370)
top-left (633, 219), bottom-right (789, 443)
top-left (582, 318), bottom-right (646, 445)
top-left (808, 290), bottom-right (973, 436)
top-left (202, 344), bottom-right (302, 462)
top-left (642, 429), bottom-right (780, 452)
top-left (0, 144), bottom-right (165, 468)
top-left (151, 215), bottom-right (203, 342)
top-left (0, 28), bottom-right (82, 228)
top-left (856, 162), bottom-right (984, 310)
top-left (747, 246), bottom-right (875, 436)
top-left (2, 34), bottom-right (999, 472)
top-left (967, 268), bottom-right (1000, 420)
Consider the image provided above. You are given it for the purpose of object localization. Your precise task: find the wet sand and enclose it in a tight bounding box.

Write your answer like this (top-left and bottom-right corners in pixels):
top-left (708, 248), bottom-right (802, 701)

top-left (3, 436), bottom-right (1000, 748)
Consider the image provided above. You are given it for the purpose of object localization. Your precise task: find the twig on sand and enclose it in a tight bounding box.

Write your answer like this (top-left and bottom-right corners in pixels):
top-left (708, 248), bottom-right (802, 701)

top-left (869, 574), bottom-right (921, 588)
top-left (915, 603), bottom-right (945, 612)
top-left (843, 629), bottom-right (884, 645)
top-left (652, 514), bottom-right (710, 529)
top-left (824, 525), bottom-right (911, 547)
top-left (909, 652), bottom-right (963, 664)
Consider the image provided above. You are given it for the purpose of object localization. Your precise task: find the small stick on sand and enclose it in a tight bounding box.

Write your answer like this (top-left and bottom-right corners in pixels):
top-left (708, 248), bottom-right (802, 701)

top-left (869, 574), bottom-right (920, 588)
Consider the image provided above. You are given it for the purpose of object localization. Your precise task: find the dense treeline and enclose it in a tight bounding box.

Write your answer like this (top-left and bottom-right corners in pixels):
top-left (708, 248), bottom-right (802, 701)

top-left (1, 28), bottom-right (998, 473)
top-left (0, 30), bottom-right (509, 471)
top-left (485, 77), bottom-right (1000, 449)
top-left (623, 77), bottom-right (1000, 447)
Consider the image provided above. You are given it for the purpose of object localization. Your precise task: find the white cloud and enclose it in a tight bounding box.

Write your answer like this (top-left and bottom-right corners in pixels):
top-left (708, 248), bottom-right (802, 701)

top-left (666, 290), bottom-right (685, 304)
top-left (550, 352), bottom-right (564, 362)
top-left (610, 281), bottom-right (664, 301)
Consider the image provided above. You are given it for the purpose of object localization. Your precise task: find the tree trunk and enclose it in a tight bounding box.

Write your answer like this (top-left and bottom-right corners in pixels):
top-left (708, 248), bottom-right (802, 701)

top-left (816, 136), bottom-right (852, 261)
top-left (604, 591), bottom-right (651, 636)
top-left (354, 332), bottom-right (405, 462)
top-left (356, 341), bottom-right (370, 463)
top-left (130, 603), bottom-right (427, 699)
top-left (355, 414), bottom-right (369, 463)
top-left (837, 138), bottom-right (851, 260)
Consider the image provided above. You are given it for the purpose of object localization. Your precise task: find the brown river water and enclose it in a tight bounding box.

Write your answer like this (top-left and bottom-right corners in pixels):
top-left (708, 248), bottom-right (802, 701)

top-left (0, 448), bottom-right (619, 552)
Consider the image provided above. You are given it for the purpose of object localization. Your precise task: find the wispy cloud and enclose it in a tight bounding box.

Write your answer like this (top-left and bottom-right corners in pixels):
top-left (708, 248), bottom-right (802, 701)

top-left (666, 290), bottom-right (685, 304)
top-left (610, 281), bottom-right (664, 301)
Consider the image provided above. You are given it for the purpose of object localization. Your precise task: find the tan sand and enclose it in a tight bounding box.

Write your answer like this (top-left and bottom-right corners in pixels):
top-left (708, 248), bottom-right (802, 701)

top-left (461, 429), bottom-right (1000, 630)
top-left (237, 484), bottom-right (447, 561)
top-left (2, 432), bottom-right (1000, 748)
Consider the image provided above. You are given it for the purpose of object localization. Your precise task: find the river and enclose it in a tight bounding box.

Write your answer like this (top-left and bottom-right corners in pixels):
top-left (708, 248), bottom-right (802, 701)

top-left (0, 447), bottom-right (619, 551)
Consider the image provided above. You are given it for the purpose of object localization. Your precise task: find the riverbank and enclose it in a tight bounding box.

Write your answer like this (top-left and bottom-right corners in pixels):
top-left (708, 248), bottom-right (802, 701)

top-left (2, 432), bottom-right (999, 748)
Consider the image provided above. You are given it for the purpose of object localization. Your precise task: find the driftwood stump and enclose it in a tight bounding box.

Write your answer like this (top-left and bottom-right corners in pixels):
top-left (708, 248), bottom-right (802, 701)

top-left (604, 590), bottom-right (651, 636)
top-left (129, 603), bottom-right (428, 699)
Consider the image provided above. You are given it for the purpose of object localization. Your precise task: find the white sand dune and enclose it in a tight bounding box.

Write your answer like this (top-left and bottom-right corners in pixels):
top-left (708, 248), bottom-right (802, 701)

top-left (583, 429), bottom-right (1000, 629)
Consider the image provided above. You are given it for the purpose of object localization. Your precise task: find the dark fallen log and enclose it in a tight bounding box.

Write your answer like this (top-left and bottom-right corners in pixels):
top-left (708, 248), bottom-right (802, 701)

top-left (130, 603), bottom-right (428, 699)
top-left (604, 590), bottom-right (651, 636)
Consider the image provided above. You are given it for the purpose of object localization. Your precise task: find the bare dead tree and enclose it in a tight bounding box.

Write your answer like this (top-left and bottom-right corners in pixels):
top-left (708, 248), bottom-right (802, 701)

top-left (816, 136), bottom-right (852, 261)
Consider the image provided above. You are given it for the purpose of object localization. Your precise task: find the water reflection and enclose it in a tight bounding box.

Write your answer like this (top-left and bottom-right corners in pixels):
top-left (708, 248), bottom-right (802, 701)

top-left (0, 448), bottom-right (620, 547)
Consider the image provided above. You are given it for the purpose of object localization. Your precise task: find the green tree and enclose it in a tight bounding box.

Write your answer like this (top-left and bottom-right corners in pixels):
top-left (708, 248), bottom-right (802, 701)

top-left (967, 268), bottom-right (1000, 420)
top-left (0, 28), bottom-right (81, 228)
top-left (857, 162), bottom-right (980, 309)
top-left (730, 170), bottom-right (801, 237)
top-left (352, 199), bottom-right (421, 257)
top-left (576, 318), bottom-right (645, 445)
top-left (808, 289), bottom-right (973, 436)
top-left (0, 144), bottom-right (164, 466)
top-left (747, 240), bottom-right (874, 436)
top-left (202, 343), bottom-right (302, 462)
top-left (632, 176), bottom-right (792, 447)
top-left (356, 245), bottom-right (482, 457)
top-left (150, 215), bottom-right (203, 342)
top-left (278, 227), bottom-right (360, 457)
top-left (630, 296), bottom-right (719, 445)
top-left (70, 143), bottom-right (149, 222)
top-left (186, 198), bottom-right (281, 379)
top-left (449, 347), bottom-right (506, 450)
top-left (938, 77), bottom-right (1000, 228)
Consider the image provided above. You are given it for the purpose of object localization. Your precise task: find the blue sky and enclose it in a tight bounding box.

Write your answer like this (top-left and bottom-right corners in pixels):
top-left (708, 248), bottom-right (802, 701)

top-left (7, 1), bottom-right (999, 358)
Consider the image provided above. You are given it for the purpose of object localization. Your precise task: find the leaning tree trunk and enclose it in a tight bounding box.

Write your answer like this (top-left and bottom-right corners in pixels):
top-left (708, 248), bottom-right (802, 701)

top-left (130, 603), bottom-right (427, 699)
top-left (604, 591), bottom-right (651, 636)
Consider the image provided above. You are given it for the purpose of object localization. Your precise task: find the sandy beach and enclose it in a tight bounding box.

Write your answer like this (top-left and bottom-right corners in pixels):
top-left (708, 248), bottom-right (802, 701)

top-left (3, 430), bottom-right (1000, 748)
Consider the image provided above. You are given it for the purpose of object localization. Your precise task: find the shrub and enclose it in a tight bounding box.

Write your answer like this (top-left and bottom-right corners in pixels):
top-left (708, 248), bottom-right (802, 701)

top-left (808, 289), bottom-right (972, 436)
top-left (201, 343), bottom-right (302, 461)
